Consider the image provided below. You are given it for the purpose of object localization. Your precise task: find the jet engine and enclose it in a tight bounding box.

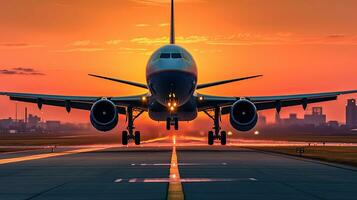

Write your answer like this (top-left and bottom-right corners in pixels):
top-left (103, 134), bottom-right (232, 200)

top-left (90, 98), bottom-right (118, 132)
top-left (229, 99), bottom-right (258, 132)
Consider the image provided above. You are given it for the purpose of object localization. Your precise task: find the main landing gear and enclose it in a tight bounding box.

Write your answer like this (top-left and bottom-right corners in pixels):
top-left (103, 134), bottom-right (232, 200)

top-left (204, 107), bottom-right (227, 145)
top-left (166, 116), bottom-right (179, 130)
top-left (122, 107), bottom-right (144, 145)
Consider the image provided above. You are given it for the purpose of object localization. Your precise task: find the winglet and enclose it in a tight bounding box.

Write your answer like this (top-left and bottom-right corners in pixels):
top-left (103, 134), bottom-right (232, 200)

top-left (196, 75), bottom-right (263, 89)
top-left (88, 74), bottom-right (148, 89)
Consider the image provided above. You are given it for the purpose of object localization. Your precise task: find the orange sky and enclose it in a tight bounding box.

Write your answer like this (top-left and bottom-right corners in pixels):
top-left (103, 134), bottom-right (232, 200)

top-left (0, 0), bottom-right (357, 127)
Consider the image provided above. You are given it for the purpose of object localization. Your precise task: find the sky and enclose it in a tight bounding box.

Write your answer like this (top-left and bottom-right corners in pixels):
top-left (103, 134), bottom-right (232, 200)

top-left (0, 0), bottom-right (357, 130)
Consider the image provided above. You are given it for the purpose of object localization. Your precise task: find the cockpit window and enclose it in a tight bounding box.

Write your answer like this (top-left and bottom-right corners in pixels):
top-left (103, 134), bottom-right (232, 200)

top-left (182, 52), bottom-right (192, 62)
top-left (160, 53), bottom-right (170, 59)
top-left (171, 53), bottom-right (182, 59)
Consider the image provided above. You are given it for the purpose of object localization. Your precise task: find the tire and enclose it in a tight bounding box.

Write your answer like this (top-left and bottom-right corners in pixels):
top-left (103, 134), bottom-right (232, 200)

top-left (174, 118), bottom-right (179, 130)
top-left (166, 118), bottom-right (171, 130)
top-left (220, 131), bottom-right (227, 145)
top-left (122, 131), bottom-right (128, 145)
top-left (208, 131), bottom-right (214, 145)
top-left (134, 131), bottom-right (141, 145)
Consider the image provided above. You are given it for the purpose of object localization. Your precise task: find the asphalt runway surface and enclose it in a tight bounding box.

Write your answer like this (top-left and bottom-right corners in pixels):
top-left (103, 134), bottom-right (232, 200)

top-left (0, 137), bottom-right (357, 200)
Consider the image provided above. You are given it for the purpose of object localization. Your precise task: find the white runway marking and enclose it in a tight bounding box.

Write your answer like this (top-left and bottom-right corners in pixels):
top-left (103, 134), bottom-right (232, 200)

top-left (114, 179), bottom-right (123, 183)
top-left (114, 177), bottom-right (257, 183)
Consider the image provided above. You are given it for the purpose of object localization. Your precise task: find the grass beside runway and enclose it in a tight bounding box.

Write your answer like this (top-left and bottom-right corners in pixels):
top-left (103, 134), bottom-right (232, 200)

top-left (0, 131), bottom-right (162, 147)
top-left (236, 134), bottom-right (357, 143)
top-left (0, 147), bottom-right (40, 153)
top-left (0, 147), bottom-right (108, 165)
top-left (253, 146), bottom-right (357, 168)
top-left (0, 132), bottom-right (121, 146)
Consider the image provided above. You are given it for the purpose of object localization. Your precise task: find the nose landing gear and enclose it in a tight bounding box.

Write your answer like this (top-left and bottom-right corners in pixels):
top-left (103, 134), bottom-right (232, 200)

top-left (204, 107), bottom-right (227, 145)
top-left (166, 116), bottom-right (179, 130)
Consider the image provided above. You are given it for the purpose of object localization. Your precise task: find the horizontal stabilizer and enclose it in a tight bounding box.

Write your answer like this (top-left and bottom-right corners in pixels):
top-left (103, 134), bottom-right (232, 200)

top-left (88, 74), bottom-right (148, 89)
top-left (196, 75), bottom-right (263, 89)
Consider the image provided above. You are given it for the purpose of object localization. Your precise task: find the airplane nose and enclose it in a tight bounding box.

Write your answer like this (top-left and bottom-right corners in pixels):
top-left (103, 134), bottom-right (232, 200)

top-left (148, 70), bottom-right (196, 107)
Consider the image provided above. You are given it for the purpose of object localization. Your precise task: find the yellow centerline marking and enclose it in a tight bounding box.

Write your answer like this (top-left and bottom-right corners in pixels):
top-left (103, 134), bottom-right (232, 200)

top-left (0, 147), bottom-right (107, 165)
top-left (167, 136), bottom-right (184, 200)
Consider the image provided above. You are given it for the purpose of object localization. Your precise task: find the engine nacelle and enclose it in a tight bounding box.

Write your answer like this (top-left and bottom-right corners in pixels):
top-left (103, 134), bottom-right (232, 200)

top-left (90, 98), bottom-right (118, 132)
top-left (229, 99), bottom-right (258, 132)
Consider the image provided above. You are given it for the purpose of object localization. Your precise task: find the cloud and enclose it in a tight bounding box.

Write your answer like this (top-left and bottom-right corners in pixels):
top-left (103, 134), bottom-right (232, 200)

top-left (326, 34), bottom-right (346, 39)
top-left (105, 40), bottom-right (122, 45)
top-left (206, 33), bottom-right (357, 46)
top-left (0, 43), bottom-right (44, 49)
top-left (132, 0), bottom-right (205, 5)
top-left (131, 35), bottom-right (208, 45)
top-left (131, 37), bottom-right (167, 45)
top-left (53, 39), bottom-right (127, 53)
top-left (130, 33), bottom-right (357, 46)
top-left (69, 39), bottom-right (124, 46)
top-left (52, 48), bottom-right (106, 53)
top-left (71, 40), bottom-right (93, 47)
top-left (119, 47), bottom-right (148, 51)
top-left (0, 67), bottom-right (45, 75)
top-left (2, 43), bottom-right (29, 47)
top-left (135, 24), bottom-right (151, 27)
top-left (134, 23), bottom-right (170, 28)
top-left (117, 47), bottom-right (150, 55)
top-left (158, 23), bottom-right (170, 27)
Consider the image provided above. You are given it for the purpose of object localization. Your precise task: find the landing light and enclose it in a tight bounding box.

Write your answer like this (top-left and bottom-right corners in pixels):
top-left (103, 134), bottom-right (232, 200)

top-left (254, 130), bottom-right (260, 135)
top-left (227, 131), bottom-right (233, 136)
top-left (173, 102), bottom-right (177, 107)
top-left (170, 106), bottom-right (175, 111)
top-left (199, 96), bottom-right (204, 101)
top-left (141, 96), bottom-right (147, 101)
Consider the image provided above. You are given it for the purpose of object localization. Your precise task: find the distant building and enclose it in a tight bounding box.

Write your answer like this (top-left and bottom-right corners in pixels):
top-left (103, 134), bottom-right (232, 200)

top-left (45, 120), bottom-right (61, 132)
top-left (27, 114), bottom-right (41, 128)
top-left (275, 107), bottom-right (327, 127)
top-left (327, 121), bottom-right (339, 129)
top-left (304, 107), bottom-right (326, 126)
top-left (0, 118), bottom-right (14, 130)
top-left (282, 113), bottom-right (305, 126)
top-left (346, 99), bottom-right (357, 127)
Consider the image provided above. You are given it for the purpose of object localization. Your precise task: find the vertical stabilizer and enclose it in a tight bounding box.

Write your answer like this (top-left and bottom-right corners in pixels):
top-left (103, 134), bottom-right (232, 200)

top-left (170, 0), bottom-right (175, 44)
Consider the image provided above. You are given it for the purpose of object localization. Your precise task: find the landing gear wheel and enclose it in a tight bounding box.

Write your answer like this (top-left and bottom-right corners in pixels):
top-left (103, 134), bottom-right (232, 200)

top-left (122, 131), bottom-right (128, 145)
top-left (134, 131), bottom-right (141, 145)
top-left (174, 117), bottom-right (179, 130)
top-left (220, 131), bottom-right (227, 145)
top-left (166, 118), bottom-right (171, 130)
top-left (208, 131), bottom-right (214, 145)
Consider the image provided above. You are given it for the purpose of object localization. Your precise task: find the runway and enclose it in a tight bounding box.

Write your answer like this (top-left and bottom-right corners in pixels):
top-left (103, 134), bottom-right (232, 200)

top-left (0, 137), bottom-right (357, 200)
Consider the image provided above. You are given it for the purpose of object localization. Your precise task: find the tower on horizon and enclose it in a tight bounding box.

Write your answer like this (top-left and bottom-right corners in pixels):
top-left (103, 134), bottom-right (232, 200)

top-left (346, 99), bottom-right (357, 127)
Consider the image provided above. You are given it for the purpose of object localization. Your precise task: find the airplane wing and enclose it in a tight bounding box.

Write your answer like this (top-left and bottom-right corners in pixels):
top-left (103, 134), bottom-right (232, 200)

top-left (197, 90), bottom-right (357, 114)
top-left (88, 74), bottom-right (148, 89)
top-left (196, 75), bottom-right (262, 90)
top-left (0, 92), bottom-right (148, 114)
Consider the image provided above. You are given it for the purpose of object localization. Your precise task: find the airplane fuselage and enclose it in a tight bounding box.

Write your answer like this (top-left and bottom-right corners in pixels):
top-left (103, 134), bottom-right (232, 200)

top-left (146, 44), bottom-right (198, 121)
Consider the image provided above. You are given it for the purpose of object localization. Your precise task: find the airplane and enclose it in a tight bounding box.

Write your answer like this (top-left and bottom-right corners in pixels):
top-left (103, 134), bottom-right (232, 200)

top-left (1, 0), bottom-right (356, 146)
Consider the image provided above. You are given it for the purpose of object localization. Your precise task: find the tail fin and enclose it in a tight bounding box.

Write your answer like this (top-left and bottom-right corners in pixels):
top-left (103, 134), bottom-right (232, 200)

top-left (170, 0), bottom-right (175, 44)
